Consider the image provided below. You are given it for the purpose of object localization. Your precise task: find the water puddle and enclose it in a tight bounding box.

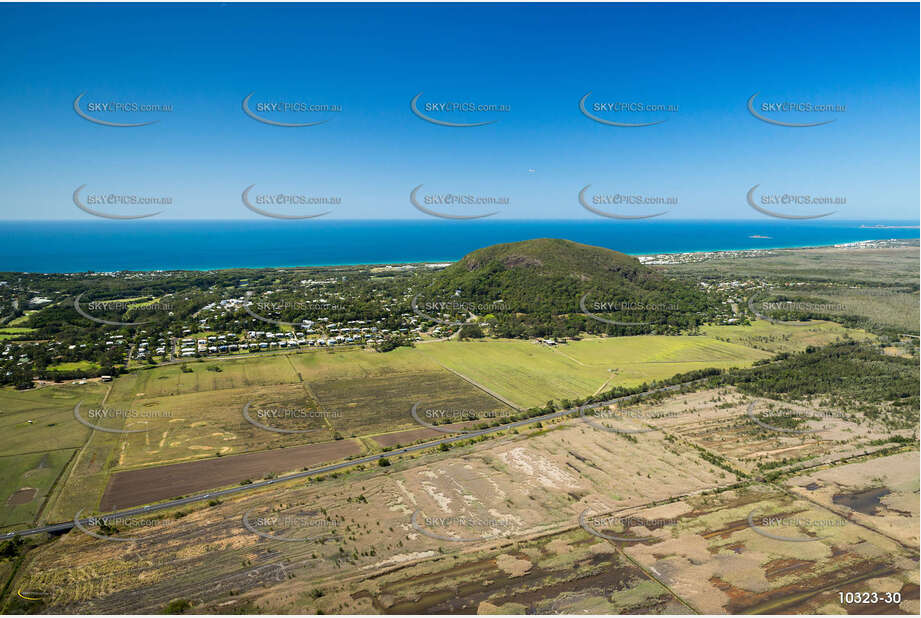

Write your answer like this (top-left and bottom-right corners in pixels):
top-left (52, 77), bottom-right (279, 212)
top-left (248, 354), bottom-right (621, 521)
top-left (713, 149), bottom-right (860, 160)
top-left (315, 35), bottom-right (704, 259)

top-left (832, 486), bottom-right (891, 515)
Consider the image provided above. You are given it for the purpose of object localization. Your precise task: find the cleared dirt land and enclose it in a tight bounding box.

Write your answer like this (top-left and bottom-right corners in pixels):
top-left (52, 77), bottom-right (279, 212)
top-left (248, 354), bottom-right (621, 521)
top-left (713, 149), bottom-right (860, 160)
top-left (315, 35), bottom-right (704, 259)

top-left (99, 439), bottom-right (363, 510)
top-left (16, 417), bottom-right (739, 613)
top-left (108, 383), bottom-right (337, 468)
top-left (11, 413), bottom-right (918, 615)
top-left (311, 370), bottom-right (515, 437)
top-left (338, 527), bottom-right (693, 614)
top-left (612, 387), bottom-right (912, 475)
top-left (618, 484), bottom-right (919, 614)
top-left (785, 452), bottom-right (920, 548)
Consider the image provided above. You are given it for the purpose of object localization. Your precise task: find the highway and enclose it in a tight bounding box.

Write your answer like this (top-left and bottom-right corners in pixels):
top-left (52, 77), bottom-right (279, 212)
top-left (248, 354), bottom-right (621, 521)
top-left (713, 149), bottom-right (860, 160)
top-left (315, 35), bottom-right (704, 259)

top-left (0, 378), bottom-right (704, 541)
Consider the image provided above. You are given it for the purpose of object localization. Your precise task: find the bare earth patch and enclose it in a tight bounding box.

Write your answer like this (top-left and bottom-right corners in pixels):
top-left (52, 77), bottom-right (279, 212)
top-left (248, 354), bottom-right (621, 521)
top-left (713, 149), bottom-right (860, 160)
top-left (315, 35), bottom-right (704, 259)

top-left (786, 451), bottom-right (919, 548)
top-left (6, 486), bottom-right (37, 506)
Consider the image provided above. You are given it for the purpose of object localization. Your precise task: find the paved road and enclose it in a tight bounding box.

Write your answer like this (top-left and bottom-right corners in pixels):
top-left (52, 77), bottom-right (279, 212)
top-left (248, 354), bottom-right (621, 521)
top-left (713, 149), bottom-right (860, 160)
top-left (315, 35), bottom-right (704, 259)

top-left (0, 378), bottom-right (704, 541)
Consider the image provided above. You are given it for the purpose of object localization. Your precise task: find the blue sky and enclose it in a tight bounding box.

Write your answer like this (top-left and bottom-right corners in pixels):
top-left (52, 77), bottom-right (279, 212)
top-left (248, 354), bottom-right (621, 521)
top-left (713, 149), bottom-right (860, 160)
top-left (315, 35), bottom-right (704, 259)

top-left (0, 2), bottom-right (917, 220)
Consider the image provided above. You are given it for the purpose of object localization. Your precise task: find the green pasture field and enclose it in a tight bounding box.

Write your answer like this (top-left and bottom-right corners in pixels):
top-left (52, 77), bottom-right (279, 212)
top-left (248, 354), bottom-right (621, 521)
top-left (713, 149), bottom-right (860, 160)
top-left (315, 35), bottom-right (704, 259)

top-left (41, 429), bottom-right (122, 523)
top-left (701, 319), bottom-right (874, 355)
top-left (419, 333), bottom-right (774, 409)
top-left (110, 354), bottom-right (300, 399)
top-left (6, 312), bottom-right (36, 326)
top-left (0, 327), bottom-right (36, 340)
top-left (287, 345), bottom-right (443, 380)
top-left (0, 383), bottom-right (106, 455)
top-left (419, 339), bottom-right (602, 408)
top-left (0, 382), bottom-right (109, 524)
top-left (46, 360), bottom-right (101, 372)
top-left (0, 449), bottom-right (74, 529)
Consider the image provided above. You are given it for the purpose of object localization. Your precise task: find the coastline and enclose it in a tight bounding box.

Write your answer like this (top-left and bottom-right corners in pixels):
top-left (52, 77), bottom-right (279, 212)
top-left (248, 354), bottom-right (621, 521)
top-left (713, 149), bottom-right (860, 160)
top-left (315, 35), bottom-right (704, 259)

top-left (4, 238), bottom-right (914, 275)
top-left (178, 238), bottom-right (919, 272)
top-left (635, 238), bottom-right (918, 266)
top-left (0, 220), bottom-right (917, 274)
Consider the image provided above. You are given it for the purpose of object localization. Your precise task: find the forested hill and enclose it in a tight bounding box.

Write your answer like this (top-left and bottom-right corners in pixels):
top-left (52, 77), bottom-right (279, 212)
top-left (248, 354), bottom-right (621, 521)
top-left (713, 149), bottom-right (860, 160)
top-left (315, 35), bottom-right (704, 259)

top-left (422, 238), bottom-right (715, 338)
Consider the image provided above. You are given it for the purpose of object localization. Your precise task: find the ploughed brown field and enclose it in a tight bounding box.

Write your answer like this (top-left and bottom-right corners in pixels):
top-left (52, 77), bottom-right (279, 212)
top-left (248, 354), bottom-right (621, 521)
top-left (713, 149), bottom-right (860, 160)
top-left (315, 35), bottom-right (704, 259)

top-left (99, 439), bottom-right (362, 510)
top-left (371, 421), bottom-right (478, 448)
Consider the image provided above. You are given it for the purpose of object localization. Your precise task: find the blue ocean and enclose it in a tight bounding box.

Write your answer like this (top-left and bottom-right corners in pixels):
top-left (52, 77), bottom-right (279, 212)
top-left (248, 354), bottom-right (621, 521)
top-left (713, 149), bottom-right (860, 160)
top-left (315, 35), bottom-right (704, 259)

top-left (1, 220), bottom-right (917, 273)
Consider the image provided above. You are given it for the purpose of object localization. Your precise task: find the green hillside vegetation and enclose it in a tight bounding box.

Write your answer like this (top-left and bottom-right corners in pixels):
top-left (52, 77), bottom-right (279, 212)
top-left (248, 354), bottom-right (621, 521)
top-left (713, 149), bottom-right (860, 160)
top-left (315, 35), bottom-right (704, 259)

top-left (423, 238), bottom-right (717, 339)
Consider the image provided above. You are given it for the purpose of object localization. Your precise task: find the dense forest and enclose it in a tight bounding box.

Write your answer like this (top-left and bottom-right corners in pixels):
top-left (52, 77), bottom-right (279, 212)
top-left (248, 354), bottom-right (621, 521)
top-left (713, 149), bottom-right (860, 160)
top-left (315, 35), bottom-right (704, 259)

top-left (726, 341), bottom-right (919, 428)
